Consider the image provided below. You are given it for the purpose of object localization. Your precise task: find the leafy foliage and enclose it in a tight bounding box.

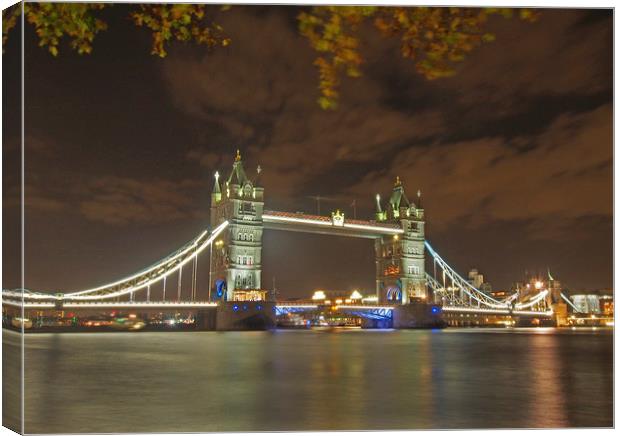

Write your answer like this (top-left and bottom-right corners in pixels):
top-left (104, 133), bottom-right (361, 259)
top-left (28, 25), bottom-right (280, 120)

top-left (131, 4), bottom-right (230, 58)
top-left (2, 3), bottom-right (21, 48)
top-left (299, 7), bottom-right (538, 109)
top-left (298, 7), bottom-right (377, 110)
top-left (2, 4), bottom-right (537, 109)
top-left (25, 3), bottom-right (108, 55)
top-left (2, 3), bottom-right (228, 57)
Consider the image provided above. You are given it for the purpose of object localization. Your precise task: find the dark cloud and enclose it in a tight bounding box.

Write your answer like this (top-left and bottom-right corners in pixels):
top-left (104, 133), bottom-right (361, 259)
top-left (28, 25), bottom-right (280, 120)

top-left (79, 176), bottom-right (203, 225)
top-left (446, 10), bottom-right (612, 107)
top-left (350, 103), bottom-right (612, 236)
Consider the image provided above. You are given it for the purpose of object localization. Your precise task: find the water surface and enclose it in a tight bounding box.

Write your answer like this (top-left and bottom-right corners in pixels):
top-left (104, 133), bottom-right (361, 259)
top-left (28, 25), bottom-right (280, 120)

top-left (3, 328), bottom-right (613, 432)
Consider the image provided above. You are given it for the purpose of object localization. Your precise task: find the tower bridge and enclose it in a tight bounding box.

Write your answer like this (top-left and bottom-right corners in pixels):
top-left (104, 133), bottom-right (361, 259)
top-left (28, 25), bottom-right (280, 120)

top-left (2, 151), bottom-right (566, 330)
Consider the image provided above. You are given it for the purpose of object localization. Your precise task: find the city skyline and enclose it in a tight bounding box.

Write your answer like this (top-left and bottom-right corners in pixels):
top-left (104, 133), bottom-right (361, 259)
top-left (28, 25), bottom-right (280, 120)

top-left (2, 5), bottom-right (612, 296)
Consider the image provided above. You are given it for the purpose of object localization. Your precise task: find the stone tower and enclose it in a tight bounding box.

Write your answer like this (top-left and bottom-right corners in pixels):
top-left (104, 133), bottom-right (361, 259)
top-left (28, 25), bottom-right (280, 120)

top-left (374, 177), bottom-right (426, 304)
top-left (210, 150), bottom-right (264, 301)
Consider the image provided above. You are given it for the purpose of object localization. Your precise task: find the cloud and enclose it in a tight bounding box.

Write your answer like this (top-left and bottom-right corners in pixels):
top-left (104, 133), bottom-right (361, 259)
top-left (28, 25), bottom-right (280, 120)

top-left (186, 148), bottom-right (222, 169)
top-left (161, 7), bottom-right (448, 200)
top-left (444, 10), bottom-right (612, 109)
top-left (350, 104), bottom-right (611, 240)
top-left (79, 176), bottom-right (203, 225)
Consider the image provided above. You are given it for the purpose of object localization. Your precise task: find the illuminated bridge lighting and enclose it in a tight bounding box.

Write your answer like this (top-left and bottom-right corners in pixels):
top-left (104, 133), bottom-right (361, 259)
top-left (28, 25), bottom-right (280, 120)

top-left (274, 305), bottom-right (319, 316)
top-left (63, 302), bottom-right (218, 308)
top-left (441, 307), bottom-right (511, 314)
top-left (1, 216), bottom-right (555, 320)
top-left (263, 214), bottom-right (333, 227)
top-left (334, 305), bottom-right (394, 311)
top-left (2, 300), bottom-right (56, 308)
top-left (262, 212), bottom-right (404, 235)
top-left (64, 220), bottom-right (230, 300)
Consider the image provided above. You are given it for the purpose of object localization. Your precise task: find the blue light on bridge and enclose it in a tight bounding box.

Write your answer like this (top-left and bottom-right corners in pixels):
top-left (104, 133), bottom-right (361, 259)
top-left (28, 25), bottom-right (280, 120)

top-left (257, 304), bottom-right (263, 311)
top-left (215, 279), bottom-right (226, 299)
top-left (431, 306), bottom-right (441, 314)
top-left (242, 304), bottom-right (248, 311)
top-left (232, 304), bottom-right (239, 312)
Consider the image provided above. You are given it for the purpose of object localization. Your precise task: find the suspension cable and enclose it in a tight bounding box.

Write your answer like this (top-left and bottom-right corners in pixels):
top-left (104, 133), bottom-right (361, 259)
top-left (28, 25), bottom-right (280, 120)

top-left (561, 292), bottom-right (583, 313)
top-left (192, 254), bottom-right (197, 301)
top-left (195, 254), bottom-right (199, 300)
top-left (11, 221), bottom-right (229, 302)
top-left (178, 265), bottom-right (182, 301)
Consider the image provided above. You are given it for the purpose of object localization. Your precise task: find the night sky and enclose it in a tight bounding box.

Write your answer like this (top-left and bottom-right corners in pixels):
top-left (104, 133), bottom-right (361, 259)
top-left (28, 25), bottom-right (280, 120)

top-left (2, 5), bottom-right (613, 298)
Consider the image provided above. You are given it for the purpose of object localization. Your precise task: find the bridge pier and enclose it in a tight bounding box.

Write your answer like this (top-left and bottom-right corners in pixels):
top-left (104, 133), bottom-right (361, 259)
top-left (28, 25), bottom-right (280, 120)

top-left (195, 309), bottom-right (217, 330)
top-left (360, 318), bottom-right (393, 329)
top-left (392, 303), bottom-right (445, 329)
top-left (215, 301), bottom-right (276, 331)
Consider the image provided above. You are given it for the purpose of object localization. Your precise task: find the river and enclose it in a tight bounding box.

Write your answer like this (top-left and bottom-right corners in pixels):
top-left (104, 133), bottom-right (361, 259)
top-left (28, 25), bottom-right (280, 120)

top-left (2, 327), bottom-right (613, 432)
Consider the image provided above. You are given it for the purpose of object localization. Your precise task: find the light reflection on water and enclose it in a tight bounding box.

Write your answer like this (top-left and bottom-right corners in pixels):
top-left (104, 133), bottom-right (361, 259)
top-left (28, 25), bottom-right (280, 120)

top-left (2, 327), bottom-right (613, 433)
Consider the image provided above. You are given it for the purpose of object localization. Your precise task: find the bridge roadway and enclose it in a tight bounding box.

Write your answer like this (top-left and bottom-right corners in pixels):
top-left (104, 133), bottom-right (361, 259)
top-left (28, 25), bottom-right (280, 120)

top-left (3, 298), bottom-right (553, 318)
top-left (262, 210), bottom-right (403, 238)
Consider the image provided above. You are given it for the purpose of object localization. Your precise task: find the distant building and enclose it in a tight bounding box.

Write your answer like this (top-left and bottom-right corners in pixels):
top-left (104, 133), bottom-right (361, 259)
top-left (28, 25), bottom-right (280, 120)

top-left (513, 269), bottom-right (564, 304)
top-left (467, 268), bottom-right (492, 294)
top-left (600, 295), bottom-right (614, 316)
top-left (490, 290), bottom-right (511, 299)
top-left (570, 294), bottom-right (601, 314)
top-left (570, 291), bottom-right (613, 315)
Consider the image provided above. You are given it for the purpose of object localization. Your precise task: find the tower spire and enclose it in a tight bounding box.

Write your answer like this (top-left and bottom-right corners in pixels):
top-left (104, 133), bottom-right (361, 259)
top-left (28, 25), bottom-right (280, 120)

top-left (235, 149), bottom-right (241, 162)
top-left (213, 171), bottom-right (221, 193)
top-left (211, 171), bottom-right (222, 204)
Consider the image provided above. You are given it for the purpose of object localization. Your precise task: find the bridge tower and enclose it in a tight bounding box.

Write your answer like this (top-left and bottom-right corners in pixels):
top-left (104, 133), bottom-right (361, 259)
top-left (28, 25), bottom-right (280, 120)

top-left (374, 177), bottom-right (426, 305)
top-left (210, 150), bottom-right (264, 301)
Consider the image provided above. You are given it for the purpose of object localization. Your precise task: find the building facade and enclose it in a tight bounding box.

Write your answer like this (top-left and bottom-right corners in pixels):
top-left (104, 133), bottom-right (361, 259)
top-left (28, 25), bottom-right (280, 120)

top-left (374, 177), bottom-right (426, 304)
top-left (210, 150), bottom-right (264, 301)
top-left (570, 292), bottom-right (614, 315)
top-left (570, 294), bottom-right (602, 314)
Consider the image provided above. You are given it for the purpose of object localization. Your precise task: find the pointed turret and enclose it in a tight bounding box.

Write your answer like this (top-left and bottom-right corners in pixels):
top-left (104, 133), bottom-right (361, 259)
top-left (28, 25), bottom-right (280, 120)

top-left (227, 149), bottom-right (249, 187)
top-left (253, 164), bottom-right (264, 201)
top-left (375, 194), bottom-right (385, 221)
top-left (388, 176), bottom-right (410, 219)
top-left (211, 171), bottom-right (222, 206)
top-left (416, 189), bottom-right (423, 209)
top-left (254, 165), bottom-right (263, 187)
